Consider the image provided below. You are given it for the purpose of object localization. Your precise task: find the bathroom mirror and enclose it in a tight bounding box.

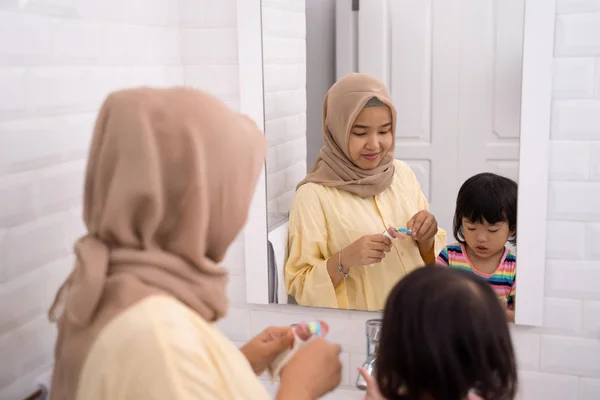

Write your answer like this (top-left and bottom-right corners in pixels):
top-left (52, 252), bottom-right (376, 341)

top-left (240, 0), bottom-right (553, 326)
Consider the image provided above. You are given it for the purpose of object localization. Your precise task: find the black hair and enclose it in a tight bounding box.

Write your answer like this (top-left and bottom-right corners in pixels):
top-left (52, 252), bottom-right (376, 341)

top-left (376, 265), bottom-right (518, 400)
top-left (453, 173), bottom-right (518, 245)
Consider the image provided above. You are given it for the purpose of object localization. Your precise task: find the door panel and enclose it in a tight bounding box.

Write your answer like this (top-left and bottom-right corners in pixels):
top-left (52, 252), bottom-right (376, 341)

top-left (354, 0), bottom-right (524, 237)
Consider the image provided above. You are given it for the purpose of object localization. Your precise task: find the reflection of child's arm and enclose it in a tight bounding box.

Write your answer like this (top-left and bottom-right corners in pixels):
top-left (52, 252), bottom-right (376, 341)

top-left (505, 309), bottom-right (515, 323)
top-left (505, 295), bottom-right (516, 323)
top-left (506, 274), bottom-right (516, 323)
top-left (436, 247), bottom-right (450, 266)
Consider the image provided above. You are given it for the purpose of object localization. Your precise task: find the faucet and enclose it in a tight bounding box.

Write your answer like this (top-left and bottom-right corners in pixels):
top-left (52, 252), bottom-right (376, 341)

top-left (356, 318), bottom-right (382, 390)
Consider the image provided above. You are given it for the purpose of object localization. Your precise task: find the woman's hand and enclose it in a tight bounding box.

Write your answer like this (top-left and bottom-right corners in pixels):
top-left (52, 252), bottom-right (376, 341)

top-left (343, 234), bottom-right (392, 268)
top-left (327, 233), bottom-right (393, 286)
top-left (407, 210), bottom-right (438, 263)
top-left (240, 326), bottom-right (294, 375)
top-left (277, 338), bottom-right (342, 400)
top-left (407, 210), bottom-right (438, 242)
top-left (240, 322), bottom-right (329, 375)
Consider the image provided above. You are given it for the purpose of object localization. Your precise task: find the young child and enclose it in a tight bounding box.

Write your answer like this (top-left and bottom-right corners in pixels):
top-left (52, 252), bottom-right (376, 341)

top-left (437, 172), bottom-right (518, 322)
top-left (359, 266), bottom-right (518, 400)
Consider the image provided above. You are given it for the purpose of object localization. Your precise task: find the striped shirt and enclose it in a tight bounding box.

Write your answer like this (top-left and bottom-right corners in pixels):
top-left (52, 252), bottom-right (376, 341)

top-left (437, 244), bottom-right (516, 308)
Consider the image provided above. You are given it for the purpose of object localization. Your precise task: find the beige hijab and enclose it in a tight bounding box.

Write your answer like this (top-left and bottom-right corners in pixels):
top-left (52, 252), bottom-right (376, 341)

top-left (48, 87), bottom-right (266, 400)
top-left (297, 73), bottom-right (396, 198)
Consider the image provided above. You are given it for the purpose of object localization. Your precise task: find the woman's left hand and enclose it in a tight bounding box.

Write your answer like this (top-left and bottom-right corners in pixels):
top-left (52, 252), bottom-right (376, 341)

top-left (240, 322), bottom-right (328, 375)
top-left (406, 210), bottom-right (438, 242)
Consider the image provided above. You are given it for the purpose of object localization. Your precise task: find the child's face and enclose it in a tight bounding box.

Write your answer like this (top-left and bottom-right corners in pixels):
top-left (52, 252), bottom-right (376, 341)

top-left (461, 217), bottom-right (513, 258)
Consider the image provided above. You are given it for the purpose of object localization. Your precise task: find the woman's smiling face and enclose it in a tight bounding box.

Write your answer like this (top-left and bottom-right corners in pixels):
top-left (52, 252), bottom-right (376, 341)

top-left (347, 105), bottom-right (394, 170)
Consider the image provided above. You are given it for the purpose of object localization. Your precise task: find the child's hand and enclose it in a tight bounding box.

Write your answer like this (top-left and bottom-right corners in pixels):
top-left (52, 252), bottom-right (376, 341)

top-left (499, 298), bottom-right (515, 322)
top-left (358, 367), bottom-right (384, 400)
top-left (499, 297), bottom-right (508, 310)
top-left (505, 309), bottom-right (515, 323)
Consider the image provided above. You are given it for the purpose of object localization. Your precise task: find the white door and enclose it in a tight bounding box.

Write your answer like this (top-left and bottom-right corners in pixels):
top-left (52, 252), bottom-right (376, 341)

top-left (339, 0), bottom-right (524, 237)
top-left (457, 0), bottom-right (523, 186)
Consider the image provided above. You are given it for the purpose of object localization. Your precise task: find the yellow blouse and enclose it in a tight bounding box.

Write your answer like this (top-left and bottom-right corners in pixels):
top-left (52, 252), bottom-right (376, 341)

top-left (285, 160), bottom-right (447, 311)
top-left (76, 295), bottom-right (271, 400)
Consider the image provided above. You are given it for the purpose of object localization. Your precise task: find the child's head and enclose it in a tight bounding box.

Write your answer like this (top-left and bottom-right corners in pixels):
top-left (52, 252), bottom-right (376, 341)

top-left (453, 173), bottom-right (518, 256)
top-left (376, 266), bottom-right (517, 400)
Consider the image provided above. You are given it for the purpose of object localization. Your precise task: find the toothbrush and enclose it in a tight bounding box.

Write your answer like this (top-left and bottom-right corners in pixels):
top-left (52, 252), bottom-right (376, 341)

top-left (382, 227), bottom-right (412, 240)
top-left (307, 321), bottom-right (322, 337)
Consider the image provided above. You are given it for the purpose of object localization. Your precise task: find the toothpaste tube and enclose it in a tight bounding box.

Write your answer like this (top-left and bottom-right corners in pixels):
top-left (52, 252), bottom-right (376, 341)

top-left (267, 321), bottom-right (323, 381)
top-left (382, 227), bottom-right (412, 240)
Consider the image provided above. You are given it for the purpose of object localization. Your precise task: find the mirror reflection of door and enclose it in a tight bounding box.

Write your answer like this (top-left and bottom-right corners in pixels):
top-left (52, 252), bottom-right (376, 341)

top-left (341, 0), bottom-right (523, 245)
top-left (261, 0), bottom-right (524, 309)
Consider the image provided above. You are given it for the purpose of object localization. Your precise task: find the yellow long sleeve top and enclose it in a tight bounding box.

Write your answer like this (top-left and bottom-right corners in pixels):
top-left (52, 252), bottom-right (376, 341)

top-left (285, 160), bottom-right (447, 311)
top-left (75, 295), bottom-right (271, 400)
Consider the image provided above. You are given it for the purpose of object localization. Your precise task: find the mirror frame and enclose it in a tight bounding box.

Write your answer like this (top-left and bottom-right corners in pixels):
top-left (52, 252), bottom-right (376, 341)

top-left (237, 0), bottom-right (556, 326)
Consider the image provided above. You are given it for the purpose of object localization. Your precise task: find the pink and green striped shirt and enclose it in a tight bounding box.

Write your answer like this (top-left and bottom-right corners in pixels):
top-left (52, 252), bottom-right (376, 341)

top-left (436, 244), bottom-right (516, 308)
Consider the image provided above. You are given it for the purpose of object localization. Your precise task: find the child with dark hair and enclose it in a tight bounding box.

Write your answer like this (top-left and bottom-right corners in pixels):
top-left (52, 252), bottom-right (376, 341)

top-left (359, 266), bottom-right (518, 400)
top-left (437, 172), bottom-right (518, 322)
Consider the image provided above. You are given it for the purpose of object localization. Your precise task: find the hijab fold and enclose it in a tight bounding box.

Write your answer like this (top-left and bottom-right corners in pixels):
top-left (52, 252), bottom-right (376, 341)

top-left (297, 73), bottom-right (397, 198)
top-left (49, 87), bottom-right (266, 400)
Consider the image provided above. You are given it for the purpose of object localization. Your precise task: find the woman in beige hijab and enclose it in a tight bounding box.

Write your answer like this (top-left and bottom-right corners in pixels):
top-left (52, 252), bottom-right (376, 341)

top-left (285, 73), bottom-right (446, 311)
top-left (48, 87), bottom-right (341, 400)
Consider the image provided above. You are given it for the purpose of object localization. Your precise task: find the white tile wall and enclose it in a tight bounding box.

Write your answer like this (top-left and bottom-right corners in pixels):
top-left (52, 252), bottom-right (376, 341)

top-left (179, 0), bottom-right (239, 111)
top-left (262, 0), bottom-right (307, 230)
top-left (1, 1), bottom-right (599, 400)
top-left (0, 0), bottom-right (232, 398)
